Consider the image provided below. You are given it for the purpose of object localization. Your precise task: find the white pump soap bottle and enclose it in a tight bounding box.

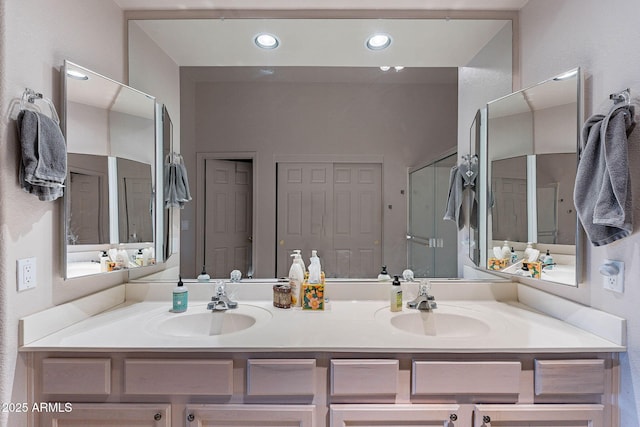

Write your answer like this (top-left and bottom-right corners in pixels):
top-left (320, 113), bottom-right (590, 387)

top-left (308, 250), bottom-right (322, 284)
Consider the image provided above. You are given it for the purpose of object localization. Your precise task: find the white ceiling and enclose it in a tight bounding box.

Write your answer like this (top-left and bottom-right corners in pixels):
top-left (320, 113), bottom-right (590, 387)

top-left (115, 0), bottom-right (529, 11)
top-left (124, 1), bottom-right (525, 78)
top-left (133, 18), bottom-right (510, 68)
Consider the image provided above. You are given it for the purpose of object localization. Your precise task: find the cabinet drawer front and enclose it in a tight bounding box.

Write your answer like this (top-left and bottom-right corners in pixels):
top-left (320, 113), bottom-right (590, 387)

top-left (42, 358), bottom-right (111, 395)
top-left (41, 403), bottom-right (171, 427)
top-left (247, 359), bottom-right (316, 396)
top-left (412, 361), bottom-right (521, 395)
top-left (331, 404), bottom-right (468, 426)
top-left (124, 359), bottom-right (233, 395)
top-left (474, 403), bottom-right (604, 427)
top-left (186, 404), bottom-right (315, 427)
top-left (534, 359), bottom-right (605, 395)
top-left (331, 360), bottom-right (399, 396)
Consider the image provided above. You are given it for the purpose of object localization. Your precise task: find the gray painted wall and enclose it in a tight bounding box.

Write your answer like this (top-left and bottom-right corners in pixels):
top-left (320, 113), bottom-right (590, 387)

top-left (180, 67), bottom-right (459, 278)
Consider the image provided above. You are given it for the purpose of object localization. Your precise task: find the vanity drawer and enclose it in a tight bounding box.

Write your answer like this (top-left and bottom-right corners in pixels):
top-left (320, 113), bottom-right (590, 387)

top-left (247, 359), bottom-right (316, 396)
top-left (41, 358), bottom-right (111, 395)
top-left (534, 359), bottom-right (605, 395)
top-left (331, 359), bottom-right (399, 397)
top-left (412, 361), bottom-right (521, 396)
top-left (124, 359), bottom-right (233, 395)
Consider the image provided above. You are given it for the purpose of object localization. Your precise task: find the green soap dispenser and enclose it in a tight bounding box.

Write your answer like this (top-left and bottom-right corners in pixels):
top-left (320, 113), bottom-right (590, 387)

top-left (172, 275), bottom-right (188, 313)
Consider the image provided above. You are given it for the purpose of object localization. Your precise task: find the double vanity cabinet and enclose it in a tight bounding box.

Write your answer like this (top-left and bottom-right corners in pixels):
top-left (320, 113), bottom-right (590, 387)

top-left (20, 281), bottom-right (625, 427)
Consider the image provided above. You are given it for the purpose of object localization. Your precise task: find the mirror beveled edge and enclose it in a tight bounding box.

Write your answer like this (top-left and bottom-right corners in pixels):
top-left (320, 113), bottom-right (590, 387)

top-left (476, 67), bottom-right (584, 287)
top-left (61, 60), bottom-right (164, 280)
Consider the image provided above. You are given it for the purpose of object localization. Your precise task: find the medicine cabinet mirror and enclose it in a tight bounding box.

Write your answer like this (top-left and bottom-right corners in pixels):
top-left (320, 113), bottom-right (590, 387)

top-left (62, 60), bottom-right (164, 279)
top-left (483, 67), bottom-right (583, 286)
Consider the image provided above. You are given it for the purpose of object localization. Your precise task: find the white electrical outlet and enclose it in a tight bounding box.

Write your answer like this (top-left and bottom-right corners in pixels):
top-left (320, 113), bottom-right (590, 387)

top-left (602, 259), bottom-right (624, 294)
top-left (17, 257), bottom-right (37, 291)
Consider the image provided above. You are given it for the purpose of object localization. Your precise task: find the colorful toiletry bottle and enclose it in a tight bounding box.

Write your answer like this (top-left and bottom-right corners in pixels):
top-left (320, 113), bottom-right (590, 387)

top-left (390, 275), bottom-right (402, 312)
top-left (378, 265), bottom-right (391, 281)
top-left (289, 253), bottom-right (305, 306)
top-left (510, 247), bottom-right (518, 265)
top-left (172, 275), bottom-right (188, 313)
top-left (135, 249), bottom-right (144, 266)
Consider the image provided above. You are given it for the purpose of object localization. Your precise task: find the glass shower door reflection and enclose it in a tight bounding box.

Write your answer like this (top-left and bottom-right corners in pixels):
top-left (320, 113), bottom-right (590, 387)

top-left (408, 153), bottom-right (458, 278)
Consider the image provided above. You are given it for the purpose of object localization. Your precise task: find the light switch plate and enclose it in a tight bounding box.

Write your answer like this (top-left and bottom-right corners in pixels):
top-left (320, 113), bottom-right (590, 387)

top-left (17, 257), bottom-right (37, 291)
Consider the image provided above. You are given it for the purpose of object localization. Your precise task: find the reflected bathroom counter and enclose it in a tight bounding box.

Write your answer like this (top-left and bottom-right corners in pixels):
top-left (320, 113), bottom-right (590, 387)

top-left (19, 280), bottom-right (625, 353)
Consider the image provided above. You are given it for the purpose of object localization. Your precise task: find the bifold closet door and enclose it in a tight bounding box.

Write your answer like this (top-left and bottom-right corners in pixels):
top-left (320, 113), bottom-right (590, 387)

top-left (276, 162), bottom-right (381, 278)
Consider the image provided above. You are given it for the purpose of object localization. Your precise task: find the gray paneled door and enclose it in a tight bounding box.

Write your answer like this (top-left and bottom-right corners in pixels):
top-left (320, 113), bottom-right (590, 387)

top-left (69, 172), bottom-right (104, 244)
top-left (123, 177), bottom-right (154, 243)
top-left (277, 162), bottom-right (382, 278)
top-left (204, 159), bottom-right (253, 278)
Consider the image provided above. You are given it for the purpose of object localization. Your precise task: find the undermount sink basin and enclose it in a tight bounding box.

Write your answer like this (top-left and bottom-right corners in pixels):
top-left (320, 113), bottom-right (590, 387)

top-left (376, 305), bottom-right (497, 338)
top-left (147, 304), bottom-right (271, 338)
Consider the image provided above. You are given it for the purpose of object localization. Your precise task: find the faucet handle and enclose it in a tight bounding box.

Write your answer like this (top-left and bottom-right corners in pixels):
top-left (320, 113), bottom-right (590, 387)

top-left (215, 280), bottom-right (226, 296)
top-left (419, 279), bottom-right (431, 295)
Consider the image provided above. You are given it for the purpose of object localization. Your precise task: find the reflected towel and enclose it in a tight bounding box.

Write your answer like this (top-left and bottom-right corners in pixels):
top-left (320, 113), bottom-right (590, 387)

top-left (164, 155), bottom-right (192, 209)
top-left (458, 160), bottom-right (478, 229)
top-left (17, 110), bottom-right (67, 201)
top-left (443, 165), bottom-right (465, 230)
top-left (574, 104), bottom-right (636, 246)
top-left (443, 162), bottom-right (478, 230)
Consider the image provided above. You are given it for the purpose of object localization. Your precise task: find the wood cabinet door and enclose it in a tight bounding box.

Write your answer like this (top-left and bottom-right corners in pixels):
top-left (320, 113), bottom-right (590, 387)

top-left (40, 403), bottom-right (170, 427)
top-left (474, 404), bottom-right (604, 427)
top-left (185, 404), bottom-right (314, 427)
top-left (331, 404), bottom-right (470, 427)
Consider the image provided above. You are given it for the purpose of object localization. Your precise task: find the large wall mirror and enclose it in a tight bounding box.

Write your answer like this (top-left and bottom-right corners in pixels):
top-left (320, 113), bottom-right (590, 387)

top-left (62, 60), bottom-right (163, 279)
top-left (483, 68), bottom-right (583, 286)
top-left (129, 17), bottom-right (513, 280)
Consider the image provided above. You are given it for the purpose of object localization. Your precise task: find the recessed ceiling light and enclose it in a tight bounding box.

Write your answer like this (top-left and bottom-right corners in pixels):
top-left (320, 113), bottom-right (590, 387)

top-left (66, 69), bottom-right (89, 80)
top-left (255, 33), bottom-right (279, 50)
top-left (553, 69), bottom-right (578, 81)
top-left (366, 33), bottom-right (391, 51)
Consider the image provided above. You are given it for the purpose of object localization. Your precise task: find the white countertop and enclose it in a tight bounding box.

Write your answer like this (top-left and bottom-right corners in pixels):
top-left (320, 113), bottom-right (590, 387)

top-left (19, 281), bottom-right (626, 353)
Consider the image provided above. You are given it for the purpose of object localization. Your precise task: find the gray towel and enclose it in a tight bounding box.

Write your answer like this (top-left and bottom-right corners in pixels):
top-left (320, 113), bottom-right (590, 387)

top-left (17, 110), bottom-right (67, 201)
top-left (574, 104), bottom-right (636, 246)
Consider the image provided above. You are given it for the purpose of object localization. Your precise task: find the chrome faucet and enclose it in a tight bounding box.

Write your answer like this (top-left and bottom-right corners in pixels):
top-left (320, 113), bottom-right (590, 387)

top-left (407, 280), bottom-right (437, 311)
top-left (207, 281), bottom-right (238, 312)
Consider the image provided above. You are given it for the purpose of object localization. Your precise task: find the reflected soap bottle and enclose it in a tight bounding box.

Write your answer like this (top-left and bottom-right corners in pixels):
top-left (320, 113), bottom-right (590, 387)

top-left (378, 265), bottom-right (391, 281)
top-left (99, 251), bottom-right (109, 272)
top-left (501, 241), bottom-right (511, 259)
top-left (542, 249), bottom-right (554, 270)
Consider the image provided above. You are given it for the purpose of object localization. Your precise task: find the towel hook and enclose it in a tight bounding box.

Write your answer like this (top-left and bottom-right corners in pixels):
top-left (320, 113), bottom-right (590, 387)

top-left (609, 88), bottom-right (630, 106)
top-left (19, 88), bottom-right (60, 125)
